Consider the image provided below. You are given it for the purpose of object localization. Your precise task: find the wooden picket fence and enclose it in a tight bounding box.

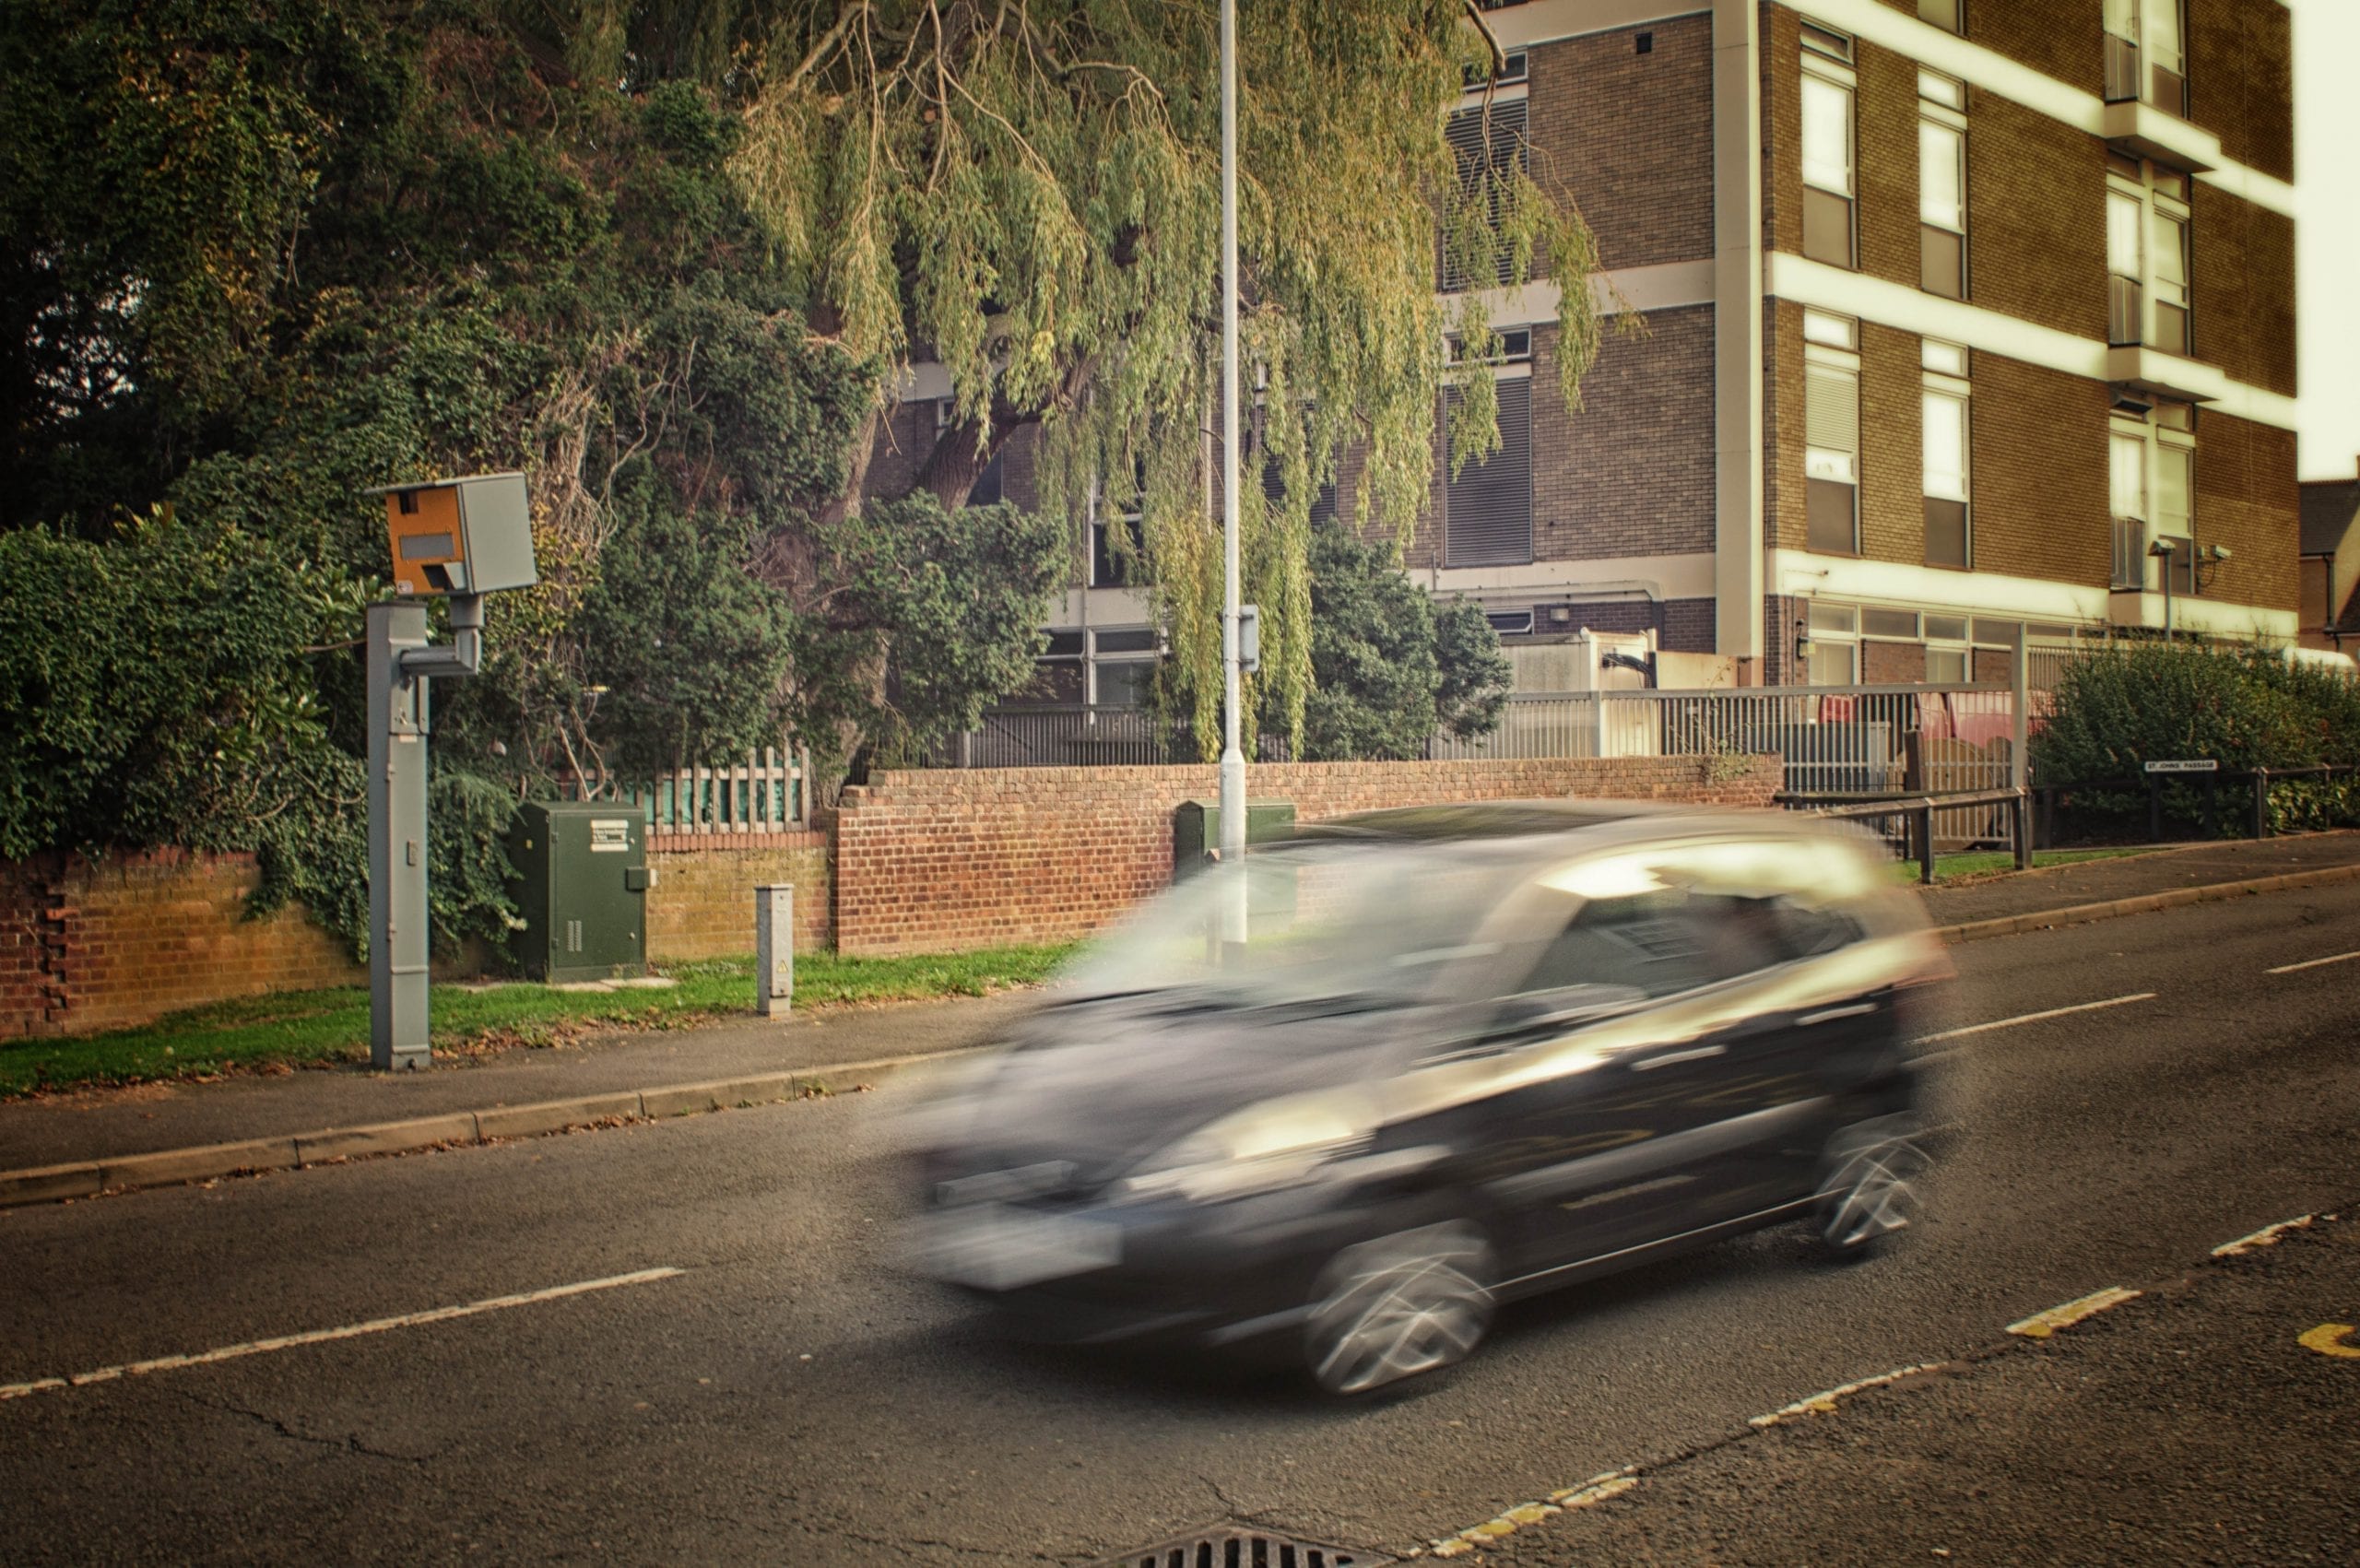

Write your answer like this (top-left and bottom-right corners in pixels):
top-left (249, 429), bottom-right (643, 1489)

top-left (563, 745), bottom-right (811, 834)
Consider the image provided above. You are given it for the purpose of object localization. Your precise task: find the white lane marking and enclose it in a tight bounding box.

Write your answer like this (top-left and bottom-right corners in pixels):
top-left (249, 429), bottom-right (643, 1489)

top-left (2265, 950), bottom-right (2360, 975)
top-left (2007, 1285), bottom-right (2142, 1339)
top-left (2213, 1214), bottom-right (2315, 1256)
top-left (1914, 992), bottom-right (2156, 1046)
top-left (1748, 1362), bottom-right (1943, 1428)
top-left (0, 1267), bottom-right (684, 1402)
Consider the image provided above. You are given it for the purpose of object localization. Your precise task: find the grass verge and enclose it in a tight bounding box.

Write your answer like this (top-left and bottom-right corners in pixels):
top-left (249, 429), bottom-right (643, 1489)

top-left (1886, 846), bottom-right (2159, 885)
top-left (0, 944), bottom-right (1075, 1100)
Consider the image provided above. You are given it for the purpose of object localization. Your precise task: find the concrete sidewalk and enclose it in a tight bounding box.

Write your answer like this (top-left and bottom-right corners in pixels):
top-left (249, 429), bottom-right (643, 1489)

top-left (6, 831), bottom-right (2360, 1208)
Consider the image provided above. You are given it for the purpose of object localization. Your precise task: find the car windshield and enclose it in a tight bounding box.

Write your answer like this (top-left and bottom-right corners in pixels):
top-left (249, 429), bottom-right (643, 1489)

top-left (1056, 842), bottom-right (1520, 1011)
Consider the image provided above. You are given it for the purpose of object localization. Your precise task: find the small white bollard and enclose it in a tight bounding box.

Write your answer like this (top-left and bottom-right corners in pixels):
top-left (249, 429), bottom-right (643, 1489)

top-left (756, 884), bottom-right (794, 1017)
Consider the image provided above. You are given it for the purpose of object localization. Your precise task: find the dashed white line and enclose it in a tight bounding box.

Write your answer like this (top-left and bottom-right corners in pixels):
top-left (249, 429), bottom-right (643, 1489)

top-left (2265, 950), bottom-right (2360, 975)
top-left (1914, 992), bottom-right (2157, 1046)
top-left (0, 1267), bottom-right (685, 1402)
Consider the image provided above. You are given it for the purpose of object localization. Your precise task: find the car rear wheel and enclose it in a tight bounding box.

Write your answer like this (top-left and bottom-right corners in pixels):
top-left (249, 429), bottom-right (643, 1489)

top-left (1815, 1121), bottom-right (1926, 1260)
top-left (1303, 1222), bottom-right (1494, 1397)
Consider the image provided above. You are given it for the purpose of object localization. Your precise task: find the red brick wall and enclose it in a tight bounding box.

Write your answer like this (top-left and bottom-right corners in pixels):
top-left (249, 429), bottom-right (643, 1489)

top-left (831, 755), bottom-right (1785, 956)
top-left (646, 832), bottom-right (832, 960)
top-left (0, 851), bottom-right (364, 1040)
top-left (1969, 351), bottom-right (2114, 586)
top-left (1, 835), bottom-right (842, 1038)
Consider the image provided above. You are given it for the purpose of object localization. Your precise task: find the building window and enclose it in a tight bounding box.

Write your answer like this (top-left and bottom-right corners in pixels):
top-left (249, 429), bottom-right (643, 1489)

top-left (1440, 100), bottom-right (1528, 292)
top-left (1261, 454), bottom-right (1337, 527)
top-left (1088, 628), bottom-right (1161, 708)
top-left (1918, 72), bottom-right (1967, 299)
top-left (1806, 600), bottom-right (1858, 684)
top-left (1918, 0), bottom-right (1962, 32)
top-left (2110, 407), bottom-right (2197, 593)
top-left (2106, 0), bottom-right (2186, 112)
top-left (2107, 158), bottom-right (2192, 355)
top-left (1027, 630), bottom-right (1086, 703)
top-left (1801, 41), bottom-right (1857, 269)
top-left (1923, 342), bottom-right (1971, 569)
top-left (1803, 312), bottom-right (1860, 556)
top-left (1090, 475), bottom-right (1144, 587)
top-left (1443, 374), bottom-right (1533, 566)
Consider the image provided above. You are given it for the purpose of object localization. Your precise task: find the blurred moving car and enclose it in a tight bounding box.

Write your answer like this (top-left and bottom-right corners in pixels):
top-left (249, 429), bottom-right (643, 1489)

top-left (904, 802), bottom-right (1951, 1395)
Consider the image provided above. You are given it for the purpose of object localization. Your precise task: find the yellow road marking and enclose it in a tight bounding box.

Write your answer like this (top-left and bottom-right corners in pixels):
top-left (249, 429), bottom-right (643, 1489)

top-left (0, 1267), bottom-right (685, 1402)
top-left (2212, 1214), bottom-right (2315, 1256)
top-left (1748, 1362), bottom-right (1941, 1428)
top-left (2298, 1323), bottom-right (2360, 1359)
top-left (1429, 1469), bottom-right (1638, 1557)
top-left (2008, 1285), bottom-right (2142, 1338)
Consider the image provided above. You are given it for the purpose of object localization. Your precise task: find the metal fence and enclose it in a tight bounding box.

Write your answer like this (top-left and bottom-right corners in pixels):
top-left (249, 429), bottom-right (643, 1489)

top-left (563, 745), bottom-right (811, 833)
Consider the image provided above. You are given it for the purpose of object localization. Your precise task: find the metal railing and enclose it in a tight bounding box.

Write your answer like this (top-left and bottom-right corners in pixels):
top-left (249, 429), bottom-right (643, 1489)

top-left (1794, 785), bottom-right (2032, 884)
top-left (923, 706), bottom-right (1296, 769)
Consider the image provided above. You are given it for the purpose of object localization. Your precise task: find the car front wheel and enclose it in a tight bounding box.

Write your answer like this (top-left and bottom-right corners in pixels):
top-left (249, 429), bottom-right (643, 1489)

top-left (1814, 1119), bottom-right (1926, 1260)
top-left (1303, 1221), bottom-right (1494, 1397)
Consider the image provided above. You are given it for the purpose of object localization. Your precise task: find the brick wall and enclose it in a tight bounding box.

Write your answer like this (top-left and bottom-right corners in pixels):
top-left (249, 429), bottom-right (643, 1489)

top-left (1967, 92), bottom-right (2106, 339)
top-left (0, 851), bottom-right (365, 1040)
top-left (1858, 319), bottom-right (1925, 565)
top-left (1, 835), bottom-right (842, 1038)
top-left (646, 832), bottom-right (832, 960)
top-left (2189, 0), bottom-right (2293, 183)
top-left (2192, 410), bottom-right (2299, 615)
top-left (1763, 4), bottom-right (1801, 258)
top-left (830, 755), bottom-right (1785, 956)
top-left (1538, 309), bottom-right (1717, 562)
top-left (1856, 38), bottom-right (1922, 293)
top-left (1961, 0), bottom-right (2104, 98)
top-left (1969, 350), bottom-right (2113, 586)
top-left (2196, 191), bottom-right (2295, 399)
top-left (1528, 14), bottom-right (1715, 271)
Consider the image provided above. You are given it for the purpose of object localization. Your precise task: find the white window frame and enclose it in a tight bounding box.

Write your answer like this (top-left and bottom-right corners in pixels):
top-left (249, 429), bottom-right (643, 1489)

top-left (2106, 159), bottom-right (2192, 355)
top-left (1804, 599), bottom-right (1859, 685)
top-left (1922, 343), bottom-right (1971, 570)
top-left (2109, 411), bottom-right (2197, 593)
top-left (1800, 39), bottom-right (1858, 270)
top-left (1804, 314), bottom-right (1861, 556)
top-left (1918, 72), bottom-right (1967, 299)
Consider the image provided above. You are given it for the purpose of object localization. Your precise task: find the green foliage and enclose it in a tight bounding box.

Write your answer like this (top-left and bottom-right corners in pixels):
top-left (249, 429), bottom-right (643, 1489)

top-left (1299, 525), bottom-right (1511, 761)
top-left (2032, 641), bottom-right (2360, 834)
top-left (730, 0), bottom-right (1610, 754)
top-left (0, 509), bottom-right (338, 860)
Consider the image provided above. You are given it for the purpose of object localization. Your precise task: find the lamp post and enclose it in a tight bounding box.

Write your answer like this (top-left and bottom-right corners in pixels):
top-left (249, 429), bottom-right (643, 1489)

top-left (1216, 0), bottom-right (1246, 942)
top-left (2148, 536), bottom-right (2177, 639)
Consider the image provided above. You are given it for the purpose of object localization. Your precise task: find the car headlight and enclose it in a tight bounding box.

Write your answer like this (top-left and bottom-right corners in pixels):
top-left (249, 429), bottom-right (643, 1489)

top-left (1115, 1095), bottom-right (1375, 1204)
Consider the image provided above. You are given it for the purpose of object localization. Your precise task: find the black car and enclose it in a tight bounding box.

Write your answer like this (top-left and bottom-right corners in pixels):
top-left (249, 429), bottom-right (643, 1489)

top-left (903, 801), bottom-right (1951, 1395)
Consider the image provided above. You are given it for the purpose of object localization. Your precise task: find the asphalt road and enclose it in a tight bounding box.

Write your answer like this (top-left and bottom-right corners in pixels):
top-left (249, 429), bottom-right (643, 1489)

top-left (4, 884), bottom-right (2358, 1566)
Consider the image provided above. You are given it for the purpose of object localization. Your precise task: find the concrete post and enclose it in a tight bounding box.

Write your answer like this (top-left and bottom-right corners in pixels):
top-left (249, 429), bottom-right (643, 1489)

top-left (367, 602), bottom-right (431, 1070)
top-left (2011, 622), bottom-right (2032, 870)
top-left (756, 885), bottom-right (795, 1017)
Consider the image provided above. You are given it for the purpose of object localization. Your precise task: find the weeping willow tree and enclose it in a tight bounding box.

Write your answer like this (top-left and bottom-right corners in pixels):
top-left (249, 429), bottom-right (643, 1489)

top-left (730, 0), bottom-right (1608, 752)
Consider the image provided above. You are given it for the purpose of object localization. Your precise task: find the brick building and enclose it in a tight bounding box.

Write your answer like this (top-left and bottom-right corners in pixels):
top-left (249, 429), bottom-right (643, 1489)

top-left (887, 0), bottom-right (2299, 698)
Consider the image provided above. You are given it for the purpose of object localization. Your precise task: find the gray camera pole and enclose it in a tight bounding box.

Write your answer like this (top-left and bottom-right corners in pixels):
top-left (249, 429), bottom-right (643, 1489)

top-left (368, 595), bottom-right (486, 1071)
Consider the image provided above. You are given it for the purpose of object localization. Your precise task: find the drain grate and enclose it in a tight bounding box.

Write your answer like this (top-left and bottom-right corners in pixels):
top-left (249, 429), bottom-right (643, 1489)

top-left (1087, 1524), bottom-right (1394, 1568)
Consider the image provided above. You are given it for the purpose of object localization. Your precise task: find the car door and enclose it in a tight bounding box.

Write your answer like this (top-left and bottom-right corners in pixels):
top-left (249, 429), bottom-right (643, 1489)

top-left (1463, 850), bottom-right (1785, 1277)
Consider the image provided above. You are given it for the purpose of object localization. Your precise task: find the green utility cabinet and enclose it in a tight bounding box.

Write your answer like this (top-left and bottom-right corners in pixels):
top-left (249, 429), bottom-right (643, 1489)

top-left (509, 800), bottom-right (652, 982)
top-left (1172, 798), bottom-right (1298, 877)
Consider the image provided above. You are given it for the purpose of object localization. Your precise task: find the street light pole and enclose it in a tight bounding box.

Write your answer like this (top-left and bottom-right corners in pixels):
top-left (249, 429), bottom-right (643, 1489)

top-left (1217, 0), bottom-right (1246, 901)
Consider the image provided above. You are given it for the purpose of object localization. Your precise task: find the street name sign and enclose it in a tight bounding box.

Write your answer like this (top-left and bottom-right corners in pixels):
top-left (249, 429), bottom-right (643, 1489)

top-left (2143, 760), bottom-right (2219, 773)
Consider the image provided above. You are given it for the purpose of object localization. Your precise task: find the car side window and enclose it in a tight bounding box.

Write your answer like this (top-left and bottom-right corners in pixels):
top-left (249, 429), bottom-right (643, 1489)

top-left (1522, 890), bottom-right (1717, 999)
top-left (1770, 895), bottom-right (1866, 959)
